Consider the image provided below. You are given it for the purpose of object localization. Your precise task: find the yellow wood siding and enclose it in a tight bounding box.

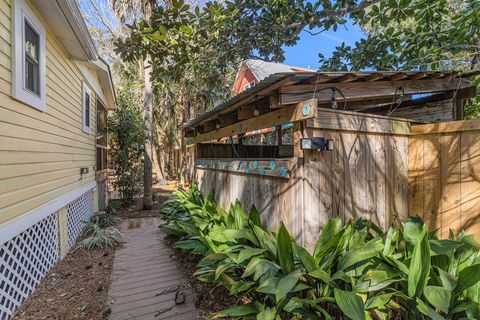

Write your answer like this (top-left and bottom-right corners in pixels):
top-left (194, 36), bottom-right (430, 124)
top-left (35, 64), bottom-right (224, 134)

top-left (0, 0), bottom-right (97, 224)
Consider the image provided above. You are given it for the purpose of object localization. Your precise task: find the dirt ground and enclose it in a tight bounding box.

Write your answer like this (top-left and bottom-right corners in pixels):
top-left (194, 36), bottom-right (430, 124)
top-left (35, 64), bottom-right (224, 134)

top-left (12, 248), bottom-right (114, 320)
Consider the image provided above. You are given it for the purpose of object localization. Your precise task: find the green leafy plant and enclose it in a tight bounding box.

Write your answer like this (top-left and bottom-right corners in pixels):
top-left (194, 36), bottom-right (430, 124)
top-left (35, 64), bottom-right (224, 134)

top-left (78, 222), bottom-right (124, 251)
top-left (91, 204), bottom-right (118, 228)
top-left (108, 88), bottom-right (145, 206)
top-left (161, 185), bottom-right (480, 319)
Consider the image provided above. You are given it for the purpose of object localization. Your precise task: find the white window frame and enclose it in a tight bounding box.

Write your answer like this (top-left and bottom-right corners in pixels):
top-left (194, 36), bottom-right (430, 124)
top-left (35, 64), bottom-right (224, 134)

top-left (243, 81), bottom-right (256, 91)
top-left (82, 82), bottom-right (92, 134)
top-left (12, 0), bottom-right (46, 112)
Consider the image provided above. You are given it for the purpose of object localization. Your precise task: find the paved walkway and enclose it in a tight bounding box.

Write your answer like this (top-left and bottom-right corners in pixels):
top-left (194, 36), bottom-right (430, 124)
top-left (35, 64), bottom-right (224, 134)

top-left (108, 217), bottom-right (198, 320)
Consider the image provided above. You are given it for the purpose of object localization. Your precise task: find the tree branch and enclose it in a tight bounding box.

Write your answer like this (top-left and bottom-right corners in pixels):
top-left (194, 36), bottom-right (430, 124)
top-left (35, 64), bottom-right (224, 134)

top-left (285, 0), bottom-right (383, 30)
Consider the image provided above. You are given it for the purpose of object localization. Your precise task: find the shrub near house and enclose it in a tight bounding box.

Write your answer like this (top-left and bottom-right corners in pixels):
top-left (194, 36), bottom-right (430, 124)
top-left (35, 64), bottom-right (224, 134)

top-left (161, 186), bottom-right (480, 319)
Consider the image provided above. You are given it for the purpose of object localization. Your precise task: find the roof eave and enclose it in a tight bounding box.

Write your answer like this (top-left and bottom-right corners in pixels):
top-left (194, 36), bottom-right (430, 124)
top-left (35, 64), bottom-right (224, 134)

top-left (32, 0), bottom-right (98, 61)
top-left (181, 70), bottom-right (480, 131)
top-left (89, 58), bottom-right (117, 110)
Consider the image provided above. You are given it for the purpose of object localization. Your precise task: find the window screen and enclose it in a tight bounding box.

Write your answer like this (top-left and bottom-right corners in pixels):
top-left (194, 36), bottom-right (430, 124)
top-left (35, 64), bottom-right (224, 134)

top-left (85, 92), bottom-right (90, 128)
top-left (24, 20), bottom-right (40, 95)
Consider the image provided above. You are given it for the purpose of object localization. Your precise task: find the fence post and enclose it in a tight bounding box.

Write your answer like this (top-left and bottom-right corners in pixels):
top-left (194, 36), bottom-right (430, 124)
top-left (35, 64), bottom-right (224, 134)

top-left (93, 185), bottom-right (99, 213)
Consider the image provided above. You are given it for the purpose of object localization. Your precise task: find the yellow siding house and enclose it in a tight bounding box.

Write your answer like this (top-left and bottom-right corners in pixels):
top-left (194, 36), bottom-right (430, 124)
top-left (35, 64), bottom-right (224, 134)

top-left (0, 0), bottom-right (115, 318)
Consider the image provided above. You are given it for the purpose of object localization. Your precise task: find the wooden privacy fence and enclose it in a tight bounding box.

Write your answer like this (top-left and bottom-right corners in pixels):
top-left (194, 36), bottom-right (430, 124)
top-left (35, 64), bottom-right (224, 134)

top-left (408, 119), bottom-right (480, 239)
top-left (196, 109), bottom-right (411, 251)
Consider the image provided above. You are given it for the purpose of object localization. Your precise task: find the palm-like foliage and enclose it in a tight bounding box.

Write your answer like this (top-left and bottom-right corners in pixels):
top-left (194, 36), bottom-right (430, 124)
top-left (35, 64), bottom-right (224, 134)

top-left (161, 185), bottom-right (480, 320)
top-left (78, 222), bottom-right (124, 251)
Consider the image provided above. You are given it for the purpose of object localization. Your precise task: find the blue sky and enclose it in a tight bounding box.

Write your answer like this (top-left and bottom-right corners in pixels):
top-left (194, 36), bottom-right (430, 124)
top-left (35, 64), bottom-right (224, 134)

top-left (283, 20), bottom-right (364, 69)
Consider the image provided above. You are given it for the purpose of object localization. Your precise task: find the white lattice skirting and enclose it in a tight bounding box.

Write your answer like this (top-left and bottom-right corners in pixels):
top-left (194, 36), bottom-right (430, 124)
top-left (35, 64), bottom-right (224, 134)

top-left (0, 189), bottom-right (94, 320)
top-left (67, 191), bottom-right (94, 249)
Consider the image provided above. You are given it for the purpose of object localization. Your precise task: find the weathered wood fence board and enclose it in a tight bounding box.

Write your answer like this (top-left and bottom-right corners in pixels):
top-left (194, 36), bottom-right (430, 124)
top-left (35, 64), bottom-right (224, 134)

top-left (408, 120), bottom-right (480, 238)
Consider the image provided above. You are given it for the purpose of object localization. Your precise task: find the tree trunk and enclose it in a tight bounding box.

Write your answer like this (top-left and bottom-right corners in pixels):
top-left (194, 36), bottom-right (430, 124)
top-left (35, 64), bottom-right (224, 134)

top-left (155, 124), bottom-right (166, 180)
top-left (143, 55), bottom-right (153, 210)
top-left (152, 123), bottom-right (163, 181)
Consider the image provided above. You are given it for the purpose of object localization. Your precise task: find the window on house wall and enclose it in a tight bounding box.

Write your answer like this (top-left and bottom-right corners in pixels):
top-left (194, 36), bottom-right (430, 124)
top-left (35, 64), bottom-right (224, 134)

top-left (82, 82), bottom-right (92, 134)
top-left (24, 21), bottom-right (40, 95)
top-left (96, 99), bottom-right (108, 173)
top-left (13, 0), bottom-right (46, 111)
top-left (243, 81), bottom-right (256, 92)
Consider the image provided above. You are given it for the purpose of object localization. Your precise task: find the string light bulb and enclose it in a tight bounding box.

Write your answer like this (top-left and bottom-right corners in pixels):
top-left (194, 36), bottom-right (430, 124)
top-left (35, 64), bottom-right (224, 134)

top-left (254, 103), bottom-right (260, 116)
top-left (331, 88), bottom-right (338, 109)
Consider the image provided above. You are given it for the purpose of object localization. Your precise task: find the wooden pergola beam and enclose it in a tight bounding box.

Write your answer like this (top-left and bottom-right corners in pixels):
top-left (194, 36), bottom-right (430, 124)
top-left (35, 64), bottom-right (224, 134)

top-left (190, 99), bottom-right (318, 145)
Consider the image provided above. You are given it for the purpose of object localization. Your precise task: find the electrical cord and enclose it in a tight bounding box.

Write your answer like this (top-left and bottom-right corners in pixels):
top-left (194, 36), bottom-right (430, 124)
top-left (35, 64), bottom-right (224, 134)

top-left (209, 142), bottom-right (217, 158)
top-left (387, 86), bottom-right (405, 117)
top-left (230, 136), bottom-right (239, 158)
